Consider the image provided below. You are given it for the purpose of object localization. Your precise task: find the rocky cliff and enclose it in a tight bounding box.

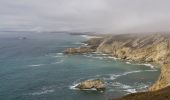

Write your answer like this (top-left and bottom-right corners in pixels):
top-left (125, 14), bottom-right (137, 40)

top-left (65, 33), bottom-right (170, 92)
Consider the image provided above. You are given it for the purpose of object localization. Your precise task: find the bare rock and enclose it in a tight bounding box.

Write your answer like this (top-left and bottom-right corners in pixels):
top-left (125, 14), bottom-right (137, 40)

top-left (64, 47), bottom-right (95, 54)
top-left (75, 79), bottom-right (105, 91)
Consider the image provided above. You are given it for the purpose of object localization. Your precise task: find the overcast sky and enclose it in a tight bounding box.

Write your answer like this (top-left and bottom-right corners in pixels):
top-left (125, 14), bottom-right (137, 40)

top-left (0, 0), bottom-right (170, 33)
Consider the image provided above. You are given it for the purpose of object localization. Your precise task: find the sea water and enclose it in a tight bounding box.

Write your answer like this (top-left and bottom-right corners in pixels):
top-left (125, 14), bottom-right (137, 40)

top-left (0, 31), bottom-right (160, 100)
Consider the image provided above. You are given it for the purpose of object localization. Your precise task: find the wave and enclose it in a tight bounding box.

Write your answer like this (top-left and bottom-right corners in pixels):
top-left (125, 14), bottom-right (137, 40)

top-left (69, 83), bottom-right (97, 91)
top-left (83, 54), bottom-right (115, 60)
top-left (121, 70), bottom-right (142, 76)
top-left (112, 82), bottom-right (131, 89)
top-left (108, 82), bottom-right (137, 93)
top-left (83, 53), bottom-right (121, 61)
top-left (83, 54), bottom-right (105, 60)
top-left (51, 53), bottom-right (64, 58)
top-left (74, 42), bottom-right (88, 46)
top-left (29, 89), bottom-right (55, 96)
top-left (56, 53), bottom-right (63, 55)
top-left (125, 62), bottom-right (131, 64)
top-left (27, 64), bottom-right (45, 67)
top-left (52, 60), bottom-right (64, 64)
top-left (125, 61), bottom-right (156, 69)
top-left (124, 89), bottom-right (137, 93)
top-left (141, 64), bottom-right (155, 69)
top-left (81, 35), bottom-right (102, 39)
top-left (103, 70), bottom-right (143, 81)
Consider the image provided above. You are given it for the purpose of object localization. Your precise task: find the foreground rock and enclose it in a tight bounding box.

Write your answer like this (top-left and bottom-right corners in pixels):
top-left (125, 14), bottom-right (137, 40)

top-left (113, 86), bottom-right (170, 100)
top-left (75, 79), bottom-right (105, 91)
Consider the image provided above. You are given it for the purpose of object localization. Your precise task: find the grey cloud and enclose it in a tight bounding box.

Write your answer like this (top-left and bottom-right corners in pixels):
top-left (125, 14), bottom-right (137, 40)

top-left (0, 0), bottom-right (170, 33)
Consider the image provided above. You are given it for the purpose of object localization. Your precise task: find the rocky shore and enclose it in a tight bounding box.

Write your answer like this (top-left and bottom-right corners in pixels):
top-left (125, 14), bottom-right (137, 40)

top-left (65, 33), bottom-right (170, 99)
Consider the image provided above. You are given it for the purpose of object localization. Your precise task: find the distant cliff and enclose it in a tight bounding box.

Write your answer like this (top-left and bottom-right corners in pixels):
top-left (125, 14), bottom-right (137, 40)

top-left (64, 33), bottom-right (170, 98)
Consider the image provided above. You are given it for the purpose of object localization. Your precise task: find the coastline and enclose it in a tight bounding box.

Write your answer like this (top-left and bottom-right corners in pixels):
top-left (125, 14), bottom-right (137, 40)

top-left (64, 33), bottom-right (170, 99)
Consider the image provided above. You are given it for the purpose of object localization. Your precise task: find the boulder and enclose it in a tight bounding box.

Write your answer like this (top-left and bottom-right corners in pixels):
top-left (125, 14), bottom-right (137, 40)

top-left (75, 79), bottom-right (105, 91)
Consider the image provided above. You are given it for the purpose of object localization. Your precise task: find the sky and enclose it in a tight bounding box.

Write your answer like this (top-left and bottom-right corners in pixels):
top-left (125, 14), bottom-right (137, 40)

top-left (0, 0), bottom-right (170, 33)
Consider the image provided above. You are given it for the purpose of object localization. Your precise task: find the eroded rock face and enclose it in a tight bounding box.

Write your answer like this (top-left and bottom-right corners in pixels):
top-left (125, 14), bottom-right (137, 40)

top-left (96, 33), bottom-right (170, 64)
top-left (75, 79), bottom-right (105, 91)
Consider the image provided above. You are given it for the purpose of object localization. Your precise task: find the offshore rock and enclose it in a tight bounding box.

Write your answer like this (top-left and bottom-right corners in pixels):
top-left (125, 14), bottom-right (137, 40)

top-left (75, 79), bottom-right (105, 91)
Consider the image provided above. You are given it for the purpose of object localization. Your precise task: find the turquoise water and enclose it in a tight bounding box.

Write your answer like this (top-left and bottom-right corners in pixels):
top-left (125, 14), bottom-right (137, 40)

top-left (0, 32), bottom-right (160, 100)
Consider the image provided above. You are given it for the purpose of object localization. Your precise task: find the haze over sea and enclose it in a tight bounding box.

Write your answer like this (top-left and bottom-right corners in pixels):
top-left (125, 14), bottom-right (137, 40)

top-left (0, 31), bottom-right (159, 100)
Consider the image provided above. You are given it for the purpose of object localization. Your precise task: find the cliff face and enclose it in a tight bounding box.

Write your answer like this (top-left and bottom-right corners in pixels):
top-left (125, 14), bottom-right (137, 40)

top-left (96, 33), bottom-right (170, 64)
top-left (149, 63), bottom-right (170, 91)
top-left (65, 33), bottom-right (170, 91)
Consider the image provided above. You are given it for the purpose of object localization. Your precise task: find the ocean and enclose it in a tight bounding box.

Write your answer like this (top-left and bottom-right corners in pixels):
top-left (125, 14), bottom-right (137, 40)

top-left (0, 31), bottom-right (160, 100)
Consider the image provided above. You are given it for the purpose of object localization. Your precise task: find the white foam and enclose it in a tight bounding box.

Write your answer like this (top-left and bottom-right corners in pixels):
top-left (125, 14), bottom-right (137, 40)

top-left (121, 70), bottom-right (142, 76)
top-left (112, 82), bottom-right (137, 93)
top-left (143, 64), bottom-right (155, 69)
top-left (103, 70), bottom-right (143, 81)
top-left (126, 62), bottom-right (131, 64)
top-left (52, 60), bottom-right (64, 64)
top-left (74, 42), bottom-right (88, 46)
top-left (56, 53), bottom-right (63, 55)
top-left (28, 64), bottom-right (45, 67)
top-left (109, 74), bottom-right (121, 80)
top-left (112, 82), bottom-right (131, 88)
top-left (69, 83), bottom-right (80, 90)
top-left (93, 56), bottom-right (104, 60)
top-left (102, 56), bottom-right (117, 60)
top-left (81, 35), bottom-right (102, 39)
top-left (51, 53), bottom-right (64, 58)
top-left (29, 89), bottom-right (55, 96)
top-left (135, 63), bottom-right (156, 69)
top-left (83, 54), bottom-right (93, 57)
top-left (83, 55), bottom-right (104, 60)
top-left (124, 89), bottom-right (137, 93)
top-left (69, 83), bottom-right (97, 91)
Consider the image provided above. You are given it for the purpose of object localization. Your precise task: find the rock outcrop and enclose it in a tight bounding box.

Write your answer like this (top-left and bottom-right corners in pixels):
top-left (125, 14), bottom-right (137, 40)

top-left (64, 37), bottom-right (104, 54)
top-left (65, 33), bottom-right (170, 92)
top-left (75, 79), bottom-right (105, 91)
top-left (64, 47), bottom-right (95, 54)
top-left (149, 63), bottom-right (170, 91)
top-left (113, 86), bottom-right (170, 100)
